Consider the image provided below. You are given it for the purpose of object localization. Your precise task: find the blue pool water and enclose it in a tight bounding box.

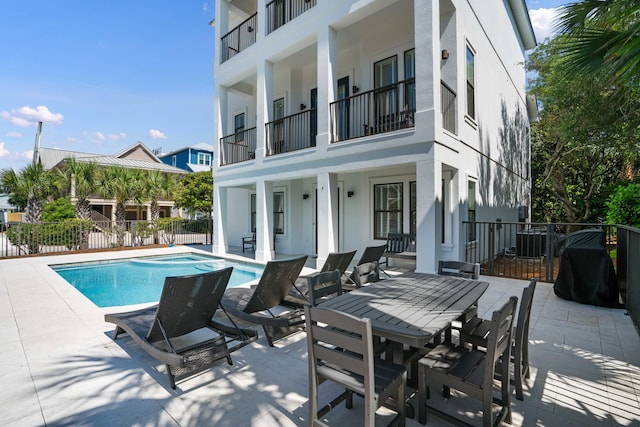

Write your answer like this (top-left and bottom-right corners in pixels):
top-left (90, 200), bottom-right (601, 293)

top-left (51, 253), bottom-right (263, 308)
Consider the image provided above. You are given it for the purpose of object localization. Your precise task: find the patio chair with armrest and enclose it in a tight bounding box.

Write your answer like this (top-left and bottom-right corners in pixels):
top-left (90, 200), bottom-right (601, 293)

top-left (104, 268), bottom-right (258, 389)
top-left (218, 255), bottom-right (308, 347)
top-left (305, 305), bottom-right (407, 427)
top-left (418, 296), bottom-right (518, 426)
top-left (460, 278), bottom-right (537, 400)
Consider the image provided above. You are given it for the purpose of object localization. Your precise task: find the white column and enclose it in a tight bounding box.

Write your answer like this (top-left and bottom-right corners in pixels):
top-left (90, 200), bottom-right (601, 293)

top-left (255, 180), bottom-right (274, 261)
top-left (416, 156), bottom-right (441, 273)
top-left (214, 85), bottom-right (227, 166)
top-left (256, 60), bottom-right (273, 159)
top-left (213, 185), bottom-right (227, 255)
top-left (316, 26), bottom-right (336, 150)
top-left (316, 172), bottom-right (338, 268)
top-left (414, 0), bottom-right (438, 141)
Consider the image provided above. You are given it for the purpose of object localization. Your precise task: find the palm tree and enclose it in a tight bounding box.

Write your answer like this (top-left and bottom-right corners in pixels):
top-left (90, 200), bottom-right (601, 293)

top-left (96, 166), bottom-right (144, 246)
top-left (57, 159), bottom-right (100, 220)
top-left (1, 163), bottom-right (57, 223)
top-left (141, 170), bottom-right (177, 243)
top-left (555, 0), bottom-right (640, 86)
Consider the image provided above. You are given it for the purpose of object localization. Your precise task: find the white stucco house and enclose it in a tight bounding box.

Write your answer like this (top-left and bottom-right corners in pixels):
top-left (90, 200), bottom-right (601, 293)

top-left (211, 0), bottom-right (537, 273)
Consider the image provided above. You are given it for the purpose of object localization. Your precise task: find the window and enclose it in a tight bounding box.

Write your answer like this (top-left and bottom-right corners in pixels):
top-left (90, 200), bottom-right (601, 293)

top-left (404, 49), bottom-right (416, 112)
top-left (466, 46), bottom-right (475, 119)
top-left (234, 113), bottom-right (245, 141)
top-left (374, 55), bottom-right (398, 88)
top-left (198, 153), bottom-right (211, 166)
top-left (250, 192), bottom-right (285, 234)
top-left (410, 181), bottom-right (416, 235)
top-left (467, 180), bottom-right (477, 242)
top-left (250, 194), bottom-right (256, 232)
top-left (374, 183), bottom-right (403, 239)
top-left (171, 155), bottom-right (176, 167)
top-left (374, 56), bottom-right (399, 128)
top-left (273, 192), bottom-right (284, 234)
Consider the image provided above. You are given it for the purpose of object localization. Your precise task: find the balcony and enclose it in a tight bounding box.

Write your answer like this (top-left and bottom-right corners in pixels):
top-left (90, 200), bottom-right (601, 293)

top-left (220, 127), bottom-right (257, 166)
top-left (266, 0), bottom-right (317, 34)
top-left (220, 13), bottom-right (257, 63)
top-left (330, 79), bottom-right (415, 143)
top-left (266, 109), bottom-right (316, 156)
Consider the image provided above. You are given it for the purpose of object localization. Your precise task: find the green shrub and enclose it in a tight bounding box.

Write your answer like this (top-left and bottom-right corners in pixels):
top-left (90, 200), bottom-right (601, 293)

top-left (43, 197), bottom-right (76, 222)
top-left (607, 183), bottom-right (640, 227)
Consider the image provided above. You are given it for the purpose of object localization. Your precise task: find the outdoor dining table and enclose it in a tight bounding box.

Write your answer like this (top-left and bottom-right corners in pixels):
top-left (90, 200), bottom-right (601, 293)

top-left (318, 271), bottom-right (489, 364)
top-left (318, 271), bottom-right (489, 419)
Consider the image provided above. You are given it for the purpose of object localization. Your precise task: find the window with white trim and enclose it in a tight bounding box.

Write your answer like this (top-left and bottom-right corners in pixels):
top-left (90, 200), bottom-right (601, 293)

top-left (198, 153), bottom-right (211, 166)
top-left (374, 183), bottom-right (403, 239)
top-left (466, 45), bottom-right (476, 119)
top-left (250, 192), bottom-right (285, 234)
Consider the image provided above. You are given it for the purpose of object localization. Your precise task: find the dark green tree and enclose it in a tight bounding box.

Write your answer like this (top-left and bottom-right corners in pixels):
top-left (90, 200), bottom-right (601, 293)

top-left (175, 171), bottom-right (213, 219)
top-left (528, 37), bottom-right (640, 223)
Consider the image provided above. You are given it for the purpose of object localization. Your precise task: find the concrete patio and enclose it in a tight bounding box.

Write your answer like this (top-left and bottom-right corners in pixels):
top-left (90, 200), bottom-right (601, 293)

top-left (1, 245), bottom-right (639, 426)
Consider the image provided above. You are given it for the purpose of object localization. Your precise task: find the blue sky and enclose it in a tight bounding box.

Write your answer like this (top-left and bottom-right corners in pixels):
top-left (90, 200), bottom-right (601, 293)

top-left (0, 0), bottom-right (568, 172)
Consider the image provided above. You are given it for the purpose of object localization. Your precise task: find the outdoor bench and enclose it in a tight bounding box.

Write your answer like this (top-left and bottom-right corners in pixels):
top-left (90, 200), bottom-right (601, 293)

top-left (382, 233), bottom-right (417, 266)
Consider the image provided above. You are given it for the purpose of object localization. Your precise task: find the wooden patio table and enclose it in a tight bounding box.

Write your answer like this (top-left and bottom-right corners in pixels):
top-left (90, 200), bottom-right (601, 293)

top-left (318, 272), bottom-right (489, 418)
top-left (318, 271), bottom-right (489, 362)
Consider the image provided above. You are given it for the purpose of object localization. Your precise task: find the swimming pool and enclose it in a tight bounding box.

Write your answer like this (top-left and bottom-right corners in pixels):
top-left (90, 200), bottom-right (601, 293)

top-left (51, 253), bottom-right (264, 308)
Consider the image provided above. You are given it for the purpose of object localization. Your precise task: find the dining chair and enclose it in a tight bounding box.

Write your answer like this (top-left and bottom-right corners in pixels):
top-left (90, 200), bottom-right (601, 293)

top-left (305, 305), bottom-right (406, 427)
top-left (349, 261), bottom-right (381, 289)
top-left (460, 278), bottom-right (537, 400)
top-left (307, 269), bottom-right (342, 306)
top-left (417, 296), bottom-right (517, 427)
top-left (437, 260), bottom-right (481, 342)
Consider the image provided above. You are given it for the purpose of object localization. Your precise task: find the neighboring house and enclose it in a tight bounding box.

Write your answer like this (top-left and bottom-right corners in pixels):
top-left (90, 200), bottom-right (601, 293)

top-left (34, 142), bottom-right (186, 223)
top-left (157, 143), bottom-right (215, 172)
top-left (211, 0), bottom-right (537, 273)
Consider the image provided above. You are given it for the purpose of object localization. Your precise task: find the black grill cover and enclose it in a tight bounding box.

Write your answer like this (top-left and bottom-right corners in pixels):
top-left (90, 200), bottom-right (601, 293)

top-left (554, 229), bottom-right (622, 307)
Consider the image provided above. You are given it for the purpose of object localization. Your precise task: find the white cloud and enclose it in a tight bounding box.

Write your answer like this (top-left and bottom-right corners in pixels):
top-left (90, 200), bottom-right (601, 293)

top-left (0, 105), bottom-right (64, 127)
top-left (6, 131), bottom-right (22, 137)
top-left (20, 150), bottom-right (33, 161)
top-left (149, 129), bottom-right (167, 140)
top-left (529, 8), bottom-right (560, 43)
top-left (107, 132), bottom-right (126, 141)
top-left (0, 142), bottom-right (9, 157)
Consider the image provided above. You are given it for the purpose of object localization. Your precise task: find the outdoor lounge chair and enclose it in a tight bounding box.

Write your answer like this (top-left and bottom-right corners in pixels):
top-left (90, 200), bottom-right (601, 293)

top-left (104, 268), bottom-right (258, 389)
top-left (285, 250), bottom-right (356, 305)
top-left (219, 255), bottom-right (308, 347)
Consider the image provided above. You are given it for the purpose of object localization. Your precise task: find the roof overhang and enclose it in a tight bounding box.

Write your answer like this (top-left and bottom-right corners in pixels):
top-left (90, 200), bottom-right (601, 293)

top-left (508, 0), bottom-right (537, 51)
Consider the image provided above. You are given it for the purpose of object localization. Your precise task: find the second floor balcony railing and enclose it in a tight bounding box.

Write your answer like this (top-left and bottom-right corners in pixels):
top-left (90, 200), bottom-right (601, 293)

top-left (220, 127), bottom-right (257, 166)
top-left (266, 109), bottom-right (317, 156)
top-left (266, 0), bottom-right (317, 34)
top-left (330, 78), bottom-right (415, 143)
top-left (220, 13), bottom-right (257, 63)
top-left (441, 80), bottom-right (457, 134)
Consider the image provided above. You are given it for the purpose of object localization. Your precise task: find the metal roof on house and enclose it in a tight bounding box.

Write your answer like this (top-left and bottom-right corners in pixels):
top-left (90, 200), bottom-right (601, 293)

top-left (37, 147), bottom-right (186, 174)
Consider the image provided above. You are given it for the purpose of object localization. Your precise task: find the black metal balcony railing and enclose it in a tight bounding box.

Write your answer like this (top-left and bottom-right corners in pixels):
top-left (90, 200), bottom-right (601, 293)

top-left (441, 80), bottom-right (457, 134)
top-left (330, 79), bottom-right (415, 143)
top-left (266, 109), bottom-right (317, 156)
top-left (221, 13), bottom-right (257, 63)
top-left (220, 127), bottom-right (257, 165)
top-left (266, 0), bottom-right (317, 34)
